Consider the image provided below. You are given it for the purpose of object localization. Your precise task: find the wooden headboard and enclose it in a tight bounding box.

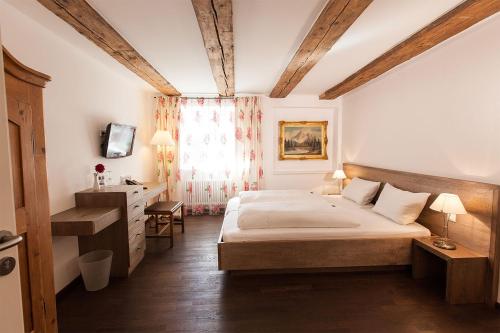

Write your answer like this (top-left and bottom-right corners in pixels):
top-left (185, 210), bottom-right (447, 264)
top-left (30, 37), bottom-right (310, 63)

top-left (343, 163), bottom-right (500, 305)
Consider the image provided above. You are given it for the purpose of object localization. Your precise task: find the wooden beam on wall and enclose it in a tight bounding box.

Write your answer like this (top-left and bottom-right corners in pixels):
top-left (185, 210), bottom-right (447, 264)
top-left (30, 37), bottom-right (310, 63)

top-left (192, 0), bottom-right (234, 97)
top-left (270, 0), bottom-right (372, 98)
top-left (320, 0), bottom-right (500, 100)
top-left (37, 0), bottom-right (181, 96)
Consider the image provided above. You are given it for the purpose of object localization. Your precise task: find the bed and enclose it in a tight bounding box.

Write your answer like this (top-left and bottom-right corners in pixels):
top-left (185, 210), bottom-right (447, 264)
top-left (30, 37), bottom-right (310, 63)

top-left (217, 163), bottom-right (500, 305)
top-left (218, 193), bottom-right (430, 271)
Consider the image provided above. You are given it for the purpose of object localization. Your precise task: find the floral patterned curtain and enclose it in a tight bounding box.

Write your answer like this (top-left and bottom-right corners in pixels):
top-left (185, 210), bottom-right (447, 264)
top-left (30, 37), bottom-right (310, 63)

top-left (154, 96), bottom-right (180, 200)
top-left (155, 96), bottom-right (264, 215)
top-left (234, 96), bottom-right (264, 192)
top-left (179, 98), bottom-right (236, 215)
top-left (176, 97), bottom-right (264, 215)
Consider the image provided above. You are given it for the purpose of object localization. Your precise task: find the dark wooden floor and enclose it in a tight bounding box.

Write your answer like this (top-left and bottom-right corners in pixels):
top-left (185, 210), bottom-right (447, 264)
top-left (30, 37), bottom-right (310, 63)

top-left (57, 216), bottom-right (500, 333)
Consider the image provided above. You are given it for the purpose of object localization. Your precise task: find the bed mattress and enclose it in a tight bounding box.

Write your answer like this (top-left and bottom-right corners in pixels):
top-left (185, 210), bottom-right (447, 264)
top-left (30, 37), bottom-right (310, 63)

top-left (222, 195), bottom-right (431, 243)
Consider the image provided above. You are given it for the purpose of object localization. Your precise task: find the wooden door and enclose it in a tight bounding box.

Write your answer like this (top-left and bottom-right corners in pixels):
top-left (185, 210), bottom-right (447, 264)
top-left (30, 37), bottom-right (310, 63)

top-left (4, 48), bottom-right (57, 332)
top-left (0, 37), bottom-right (25, 333)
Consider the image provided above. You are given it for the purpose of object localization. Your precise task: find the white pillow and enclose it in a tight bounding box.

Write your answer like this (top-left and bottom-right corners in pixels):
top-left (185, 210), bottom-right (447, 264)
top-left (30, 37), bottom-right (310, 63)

top-left (342, 177), bottom-right (381, 205)
top-left (372, 183), bottom-right (430, 225)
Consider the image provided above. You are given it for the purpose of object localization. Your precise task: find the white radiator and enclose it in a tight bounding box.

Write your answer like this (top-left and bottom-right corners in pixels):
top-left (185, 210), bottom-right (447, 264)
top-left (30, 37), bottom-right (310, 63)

top-left (181, 180), bottom-right (232, 215)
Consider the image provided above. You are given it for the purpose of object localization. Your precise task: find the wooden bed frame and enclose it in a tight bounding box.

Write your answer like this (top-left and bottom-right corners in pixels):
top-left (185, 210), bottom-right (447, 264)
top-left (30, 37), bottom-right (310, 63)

top-left (217, 163), bottom-right (500, 305)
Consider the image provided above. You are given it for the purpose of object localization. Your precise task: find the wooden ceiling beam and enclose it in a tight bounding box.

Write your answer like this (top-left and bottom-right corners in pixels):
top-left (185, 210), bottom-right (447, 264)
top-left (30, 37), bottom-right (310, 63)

top-left (270, 0), bottom-right (372, 98)
top-left (37, 0), bottom-right (181, 96)
top-left (192, 0), bottom-right (234, 97)
top-left (320, 0), bottom-right (500, 100)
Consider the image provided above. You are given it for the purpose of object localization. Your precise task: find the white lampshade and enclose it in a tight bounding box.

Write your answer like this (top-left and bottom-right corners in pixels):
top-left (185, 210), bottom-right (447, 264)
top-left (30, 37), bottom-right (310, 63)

top-left (333, 169), bottom-right (347, 180)
top-left (430, 193), bottom-right (467, 215)
top-left (150, 130), bottom-right (175, 146)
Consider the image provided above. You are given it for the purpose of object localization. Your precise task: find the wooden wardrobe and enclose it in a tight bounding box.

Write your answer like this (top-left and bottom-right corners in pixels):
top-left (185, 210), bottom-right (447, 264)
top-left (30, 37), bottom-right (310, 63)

top-left (4, 47), bottom-right (58, 332)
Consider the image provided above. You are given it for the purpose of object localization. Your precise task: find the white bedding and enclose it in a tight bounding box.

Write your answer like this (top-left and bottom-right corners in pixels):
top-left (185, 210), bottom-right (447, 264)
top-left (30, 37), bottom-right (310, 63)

top-left (223, 195), bottom-right (431, 242)
top-left (238, 200), bottom-right (360, 229)
top-left (239, 190), bottom-right (314, 204)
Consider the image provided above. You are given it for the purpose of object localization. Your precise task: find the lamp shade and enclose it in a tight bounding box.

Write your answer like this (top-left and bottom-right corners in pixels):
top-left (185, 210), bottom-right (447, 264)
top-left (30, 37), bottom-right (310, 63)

top-left (430, 193), bottom-right (467, 215)
top-left (333, 169), bottom-right (347, 180)
top-left (150, 130), bottom-right (175, 146)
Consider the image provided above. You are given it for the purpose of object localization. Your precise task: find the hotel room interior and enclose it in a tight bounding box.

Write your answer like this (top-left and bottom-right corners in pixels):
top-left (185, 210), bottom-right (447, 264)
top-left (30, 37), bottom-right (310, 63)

top-left (1, 0), bottom-right (500, 332)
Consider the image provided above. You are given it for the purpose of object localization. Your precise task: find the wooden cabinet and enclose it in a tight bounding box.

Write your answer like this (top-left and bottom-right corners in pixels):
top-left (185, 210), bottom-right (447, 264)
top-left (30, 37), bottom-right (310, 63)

top-left (4, 47), bottom-right (58, 332)
top-left (75, 185), bottom-right (146, 277)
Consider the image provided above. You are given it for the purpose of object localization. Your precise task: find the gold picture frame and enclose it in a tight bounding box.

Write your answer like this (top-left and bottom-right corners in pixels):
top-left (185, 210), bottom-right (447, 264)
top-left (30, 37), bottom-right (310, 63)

top-left (279, 121), bottom-right (328, 160)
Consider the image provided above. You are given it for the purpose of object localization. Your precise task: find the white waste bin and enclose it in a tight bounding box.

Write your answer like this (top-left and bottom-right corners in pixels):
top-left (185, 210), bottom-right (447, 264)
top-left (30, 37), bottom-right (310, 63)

top-left (78, 250), bottom-right (113, 291)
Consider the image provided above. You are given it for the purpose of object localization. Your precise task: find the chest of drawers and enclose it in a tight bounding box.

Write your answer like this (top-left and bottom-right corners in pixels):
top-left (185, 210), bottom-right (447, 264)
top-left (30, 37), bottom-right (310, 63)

top-left (75, 185), bottom-right (147, 277)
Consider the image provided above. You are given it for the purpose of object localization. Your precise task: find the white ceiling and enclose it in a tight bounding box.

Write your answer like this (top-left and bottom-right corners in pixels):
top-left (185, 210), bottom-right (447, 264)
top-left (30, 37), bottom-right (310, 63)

top-left (6, 0), bottom-right (466, 96)
top-left (294, 0), bottom-right (464, 94)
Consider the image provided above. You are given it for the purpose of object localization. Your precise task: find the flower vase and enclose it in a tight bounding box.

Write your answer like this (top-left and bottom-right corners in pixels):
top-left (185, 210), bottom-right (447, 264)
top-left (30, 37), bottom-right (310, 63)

top-left (93, 173), bottom-right (101, 190)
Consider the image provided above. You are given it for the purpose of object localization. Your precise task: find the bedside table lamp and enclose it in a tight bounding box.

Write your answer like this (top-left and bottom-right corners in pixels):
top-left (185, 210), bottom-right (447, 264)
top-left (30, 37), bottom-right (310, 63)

top-left (333, 169), bottom-right (347, 192)
top-left (429, 193), bottom-right (467, 250)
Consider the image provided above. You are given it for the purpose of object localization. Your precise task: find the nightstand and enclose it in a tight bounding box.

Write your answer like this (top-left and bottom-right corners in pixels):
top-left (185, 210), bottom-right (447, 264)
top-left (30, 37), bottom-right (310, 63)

top-left (412, 237), bottom-right (488, 304)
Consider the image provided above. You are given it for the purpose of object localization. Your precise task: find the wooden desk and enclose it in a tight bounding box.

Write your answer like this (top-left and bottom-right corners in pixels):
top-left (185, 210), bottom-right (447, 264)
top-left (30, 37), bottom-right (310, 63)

top-left (50, 182), bottom-right (167, 277)
top-left (51, 207), bottom-right (121, 236)
top-left (412, 237), bottom-right (488, 304)
top-left (142, 182), bottom-right (168, 201)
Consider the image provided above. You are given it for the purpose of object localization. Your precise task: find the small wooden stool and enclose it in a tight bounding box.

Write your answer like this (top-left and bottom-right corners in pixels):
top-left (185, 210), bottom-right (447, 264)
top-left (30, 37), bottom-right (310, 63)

top-left (144, 201), bottom-right (184, 248)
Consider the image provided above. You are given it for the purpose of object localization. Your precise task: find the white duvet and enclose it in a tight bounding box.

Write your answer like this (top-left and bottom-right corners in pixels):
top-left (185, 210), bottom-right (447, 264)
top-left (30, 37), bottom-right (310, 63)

top-left (237, 190), bottom-right (360, 229)
top-left (239, 190), bottom-right (313, 204)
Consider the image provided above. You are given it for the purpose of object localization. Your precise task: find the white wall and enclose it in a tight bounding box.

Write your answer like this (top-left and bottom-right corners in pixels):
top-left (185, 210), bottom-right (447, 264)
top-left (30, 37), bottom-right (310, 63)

top-left (0, 3), bottom-right (156, 292)
top-left (343, 13), bottom-right (500, 183)
top-left (262, 95), bottom-right (342, 194)
top-left (342, 14), bottom-right (500, 301)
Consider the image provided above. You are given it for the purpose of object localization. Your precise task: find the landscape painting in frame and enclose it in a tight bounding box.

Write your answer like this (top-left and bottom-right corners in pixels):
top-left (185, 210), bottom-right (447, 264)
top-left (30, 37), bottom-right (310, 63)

top-left (279, 121), bottom-right (328, 160)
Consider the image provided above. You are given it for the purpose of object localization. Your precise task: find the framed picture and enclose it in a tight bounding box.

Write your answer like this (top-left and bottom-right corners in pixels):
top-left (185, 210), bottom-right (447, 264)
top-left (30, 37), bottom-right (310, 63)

top-left (278, 121), bottom-right (328, 160)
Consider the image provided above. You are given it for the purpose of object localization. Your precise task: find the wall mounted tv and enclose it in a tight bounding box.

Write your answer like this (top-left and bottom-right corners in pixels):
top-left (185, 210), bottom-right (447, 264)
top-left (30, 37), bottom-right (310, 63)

top-left (101, 123), bottom-right (136, 159)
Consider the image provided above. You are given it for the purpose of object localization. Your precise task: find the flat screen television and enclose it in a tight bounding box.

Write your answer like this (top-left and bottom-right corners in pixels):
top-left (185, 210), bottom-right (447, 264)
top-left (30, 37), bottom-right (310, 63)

top-left (101, 123), bottom-right (136, 158)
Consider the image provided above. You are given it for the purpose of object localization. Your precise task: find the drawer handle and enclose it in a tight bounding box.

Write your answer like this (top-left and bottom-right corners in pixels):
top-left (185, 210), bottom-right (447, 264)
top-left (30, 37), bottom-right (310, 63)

top-left (135, 218), bottom-right (141, 222)
top-left (136, 247), bottom-right (142, 251)
top-left (134, 205), bottom-right (140, 208)
top-left (133, 190), bottom-right (139, 194)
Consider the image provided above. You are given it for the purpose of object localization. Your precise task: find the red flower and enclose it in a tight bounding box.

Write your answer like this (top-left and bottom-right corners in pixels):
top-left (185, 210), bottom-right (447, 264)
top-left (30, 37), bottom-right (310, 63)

top-left (95, 163), bottom-right (105, 173)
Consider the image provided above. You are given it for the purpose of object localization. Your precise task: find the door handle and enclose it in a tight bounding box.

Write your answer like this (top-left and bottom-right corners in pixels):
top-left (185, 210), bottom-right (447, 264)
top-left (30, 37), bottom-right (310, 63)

top-left (0, 231), bottom-right (23, 252)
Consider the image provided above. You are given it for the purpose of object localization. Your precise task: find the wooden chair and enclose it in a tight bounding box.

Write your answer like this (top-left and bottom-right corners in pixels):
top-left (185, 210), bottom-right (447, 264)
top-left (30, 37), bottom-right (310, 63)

top-left (144, 201), bottom-right (184, 248)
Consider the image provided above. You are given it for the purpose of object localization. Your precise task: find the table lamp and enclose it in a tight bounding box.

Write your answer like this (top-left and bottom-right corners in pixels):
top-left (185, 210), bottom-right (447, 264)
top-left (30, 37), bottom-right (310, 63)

top-left (429, 193), bottom-right (467, 250)
top-left (333, 169), bottom-right (347, 192)
top-left (151, 130), bottom-right (175, 147)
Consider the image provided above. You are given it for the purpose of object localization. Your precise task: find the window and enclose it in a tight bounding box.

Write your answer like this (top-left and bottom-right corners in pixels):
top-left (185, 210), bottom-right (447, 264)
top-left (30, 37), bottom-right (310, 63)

top-left (179, 98), bottom-right (236, 180)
